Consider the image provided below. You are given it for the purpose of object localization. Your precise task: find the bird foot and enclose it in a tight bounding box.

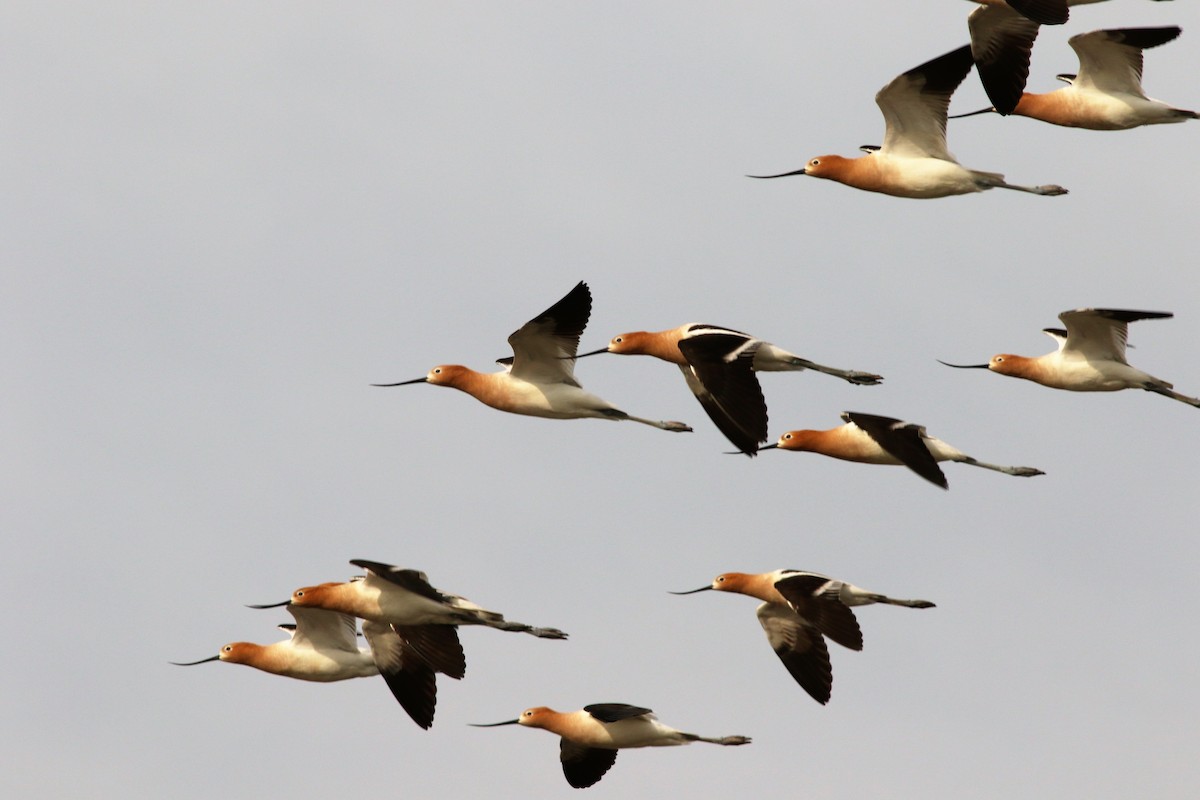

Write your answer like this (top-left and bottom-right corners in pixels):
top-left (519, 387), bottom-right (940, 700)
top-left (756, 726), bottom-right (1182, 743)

top-left (845, 371), bottom-right (884, 385)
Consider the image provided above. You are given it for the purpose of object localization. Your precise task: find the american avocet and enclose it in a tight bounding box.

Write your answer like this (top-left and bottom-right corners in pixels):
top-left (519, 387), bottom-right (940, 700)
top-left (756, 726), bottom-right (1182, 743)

top-left (749, 45), bottom-right (1068, 198)
top-left (171, 605), bottom-right (441, 728)
top-left (761, 411), bottom-right (1045, 488)
top-left (573, 324), bottom-right (882, 455)
top-left (955, 26), bottom-right (1197, 127)
top-left (940, 308), bottom-right (1200, 407)
top-left (672, 571), bottom-right (933, 704)
top-left (472, 704), bottom-right (751, 788)
top-left (372, 282), bottom-right (692, 433)
top-left (260, 560), bottom-right (567, 679)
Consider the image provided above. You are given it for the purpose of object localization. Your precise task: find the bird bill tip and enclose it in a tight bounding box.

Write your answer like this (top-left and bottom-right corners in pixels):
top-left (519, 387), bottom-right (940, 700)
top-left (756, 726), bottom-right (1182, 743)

top-left (936, 360), bottom-right (989, 369)
top-left (746, 168), bottom-right (807, 179)
top-left (170, 655), bottom-right (221, 666)
top-left (370, 377), bottom-right (429, 387)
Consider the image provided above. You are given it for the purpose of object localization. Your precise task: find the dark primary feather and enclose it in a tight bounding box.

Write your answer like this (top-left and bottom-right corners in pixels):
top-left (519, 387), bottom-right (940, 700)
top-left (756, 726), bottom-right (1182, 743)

top-left (350, 559), bottom-right (449, 603)
top-left (1088, 308), bottom-right (1172, 324)
top-left (393, 624), bottom-right (467, 680)
top-left (757, 604), bottom-right (834, 704)
top-left (1006, 0), bottom-right (1067, 26)
top-left (584, 703), bottom-right (652, 722)
top-left (515, 281), bottom-right (592, 350)
top-left (363, 620), bottom-right (439, 729)
top-left (560, 740), bottom-right (618, 788)
top-left (678, 333), bottom-right (768, 455)
top-left (843, 411), bottom-right (948, 489)
top-left (774, 573), bottom-right (864, 652)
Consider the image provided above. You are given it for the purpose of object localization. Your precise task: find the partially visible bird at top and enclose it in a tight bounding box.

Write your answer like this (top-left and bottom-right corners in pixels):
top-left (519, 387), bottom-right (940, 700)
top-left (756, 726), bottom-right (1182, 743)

top-left (953, 26), bottom-right (1197, 128)
top-left (963, 0), bottom-right (1176, 115)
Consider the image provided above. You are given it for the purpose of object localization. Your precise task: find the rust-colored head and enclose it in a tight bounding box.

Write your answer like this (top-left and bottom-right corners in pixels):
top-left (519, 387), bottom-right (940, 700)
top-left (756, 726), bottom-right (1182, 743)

top-left (516, 706), bottom-right (557, 729)
top-left (171, 641), bottom-right (259, 668)
top-left (215, 641), bottom-right (259, 666)
top-left (289, 582), bottom-right (344, 609)
top-left (422, 364), bottom-right (472, 387)
top-left (605, 331), bottom-right (655, 356)
top-left (670, 572), bottom-right (755, 598)
top-left (772, 430), bottom-right (822, 452)
top-left (985, 354), bottom-right (1029, 378)
top-left (800, 155), bottom-right (851, 181)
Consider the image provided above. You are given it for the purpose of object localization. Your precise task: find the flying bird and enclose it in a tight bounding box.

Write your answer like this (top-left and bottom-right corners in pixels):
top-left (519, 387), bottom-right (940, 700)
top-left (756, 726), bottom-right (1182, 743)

top-left (574, 323), bottom-right (882, 455)
top-left (671, 570), bottom-right (934, 704)
top-left (373, 282), bottom-right (692, 433)
top-left (953, 26), bottom-right (1197, 128)
top-left (749, 44), bottom-right (1068, 198)
top-left (964, 1), bottom-right (1177, 114)
top-left (171, 605), bottom-right (442, 729)
top-left (939, 308), bottom-right (1200, 407)
top-left (472, 703), bottom-right (750, 788)
top-left (761, 411), bottom-right (1045, 488)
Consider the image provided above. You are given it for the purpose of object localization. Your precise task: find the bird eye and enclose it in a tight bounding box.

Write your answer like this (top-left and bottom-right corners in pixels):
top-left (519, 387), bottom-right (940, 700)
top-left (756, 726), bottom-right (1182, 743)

top-left (994, 356), bottom-right (1004, 363)
top-left (223, 645), bottom-right (232, 652)
top-left (294, 590), bottom-right (304, 597)
top-left (715, 576), bottom-right (725, 583)
top-left (614, 337), bottom-right (623, 343)
top-left (433, 368), bottom-right (442, 374)
top-left (810, 158), bottom-right (820, 166)
top-left (523, 710), bottom-right (533, 717)
top-left (783, 433), bottom-right (793, 440)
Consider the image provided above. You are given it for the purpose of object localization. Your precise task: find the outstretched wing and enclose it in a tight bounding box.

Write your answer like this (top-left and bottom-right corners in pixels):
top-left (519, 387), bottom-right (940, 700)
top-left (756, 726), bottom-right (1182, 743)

top-left (843, 411), bottom-right (948, 489)
top-left (1070, 27), bottom-right (1181, 97)
top-left (350, 559), bottom-right (449, 603)
top-left (1059, 308), bottom-right (1172, 365)
top-left (756, 603), bottom-right (833, 704)
top-left (774, 573), bottom-right (864, 652)
top-left (678, 332), bottom-right (768, 455)
top-left (968, 3), bottom-right (1041, 114)
top-left (584, 703), bottom-right (653, 722)
top-left (560, 740), bottom-right (619, 788)
top-left (287, 606), bottom-right (360, 653)
top-left (362, 620), bottom-right (439, 729)
top-left (878, 45), bottom-right (973, 160)
top-left (507, 281), bottom-right (592, 385)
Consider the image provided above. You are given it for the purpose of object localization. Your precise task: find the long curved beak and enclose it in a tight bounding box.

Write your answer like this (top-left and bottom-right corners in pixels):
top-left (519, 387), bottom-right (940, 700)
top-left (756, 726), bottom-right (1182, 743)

top-left (668, 586), bottom-right (713, 595)
top-left (948, 106), bottom-right (996, 119)
top-left (469, 719), bottom-right (521, 727)
top-left (936, 360), bottom-right (990, 369)
top-left (170, 655), bottom-right (220, 666)
top-left (747, 168), bottom-right (807, 179)
top-left (246, 600), bottom-right (291, 609)
top-left (371, 377), bottom-right (428, 387)
top-left (572, 347), bottom-right (610, 359)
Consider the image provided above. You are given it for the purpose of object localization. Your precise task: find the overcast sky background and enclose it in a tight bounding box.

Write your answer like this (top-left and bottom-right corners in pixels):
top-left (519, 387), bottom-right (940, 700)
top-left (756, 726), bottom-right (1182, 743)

top-left (5, 3), bottom-right (1199, 798)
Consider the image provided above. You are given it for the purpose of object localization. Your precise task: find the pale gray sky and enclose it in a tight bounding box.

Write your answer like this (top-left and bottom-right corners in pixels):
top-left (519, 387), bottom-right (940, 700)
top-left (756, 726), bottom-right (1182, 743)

top-left (5, 3), bottom-right (1198, 798)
